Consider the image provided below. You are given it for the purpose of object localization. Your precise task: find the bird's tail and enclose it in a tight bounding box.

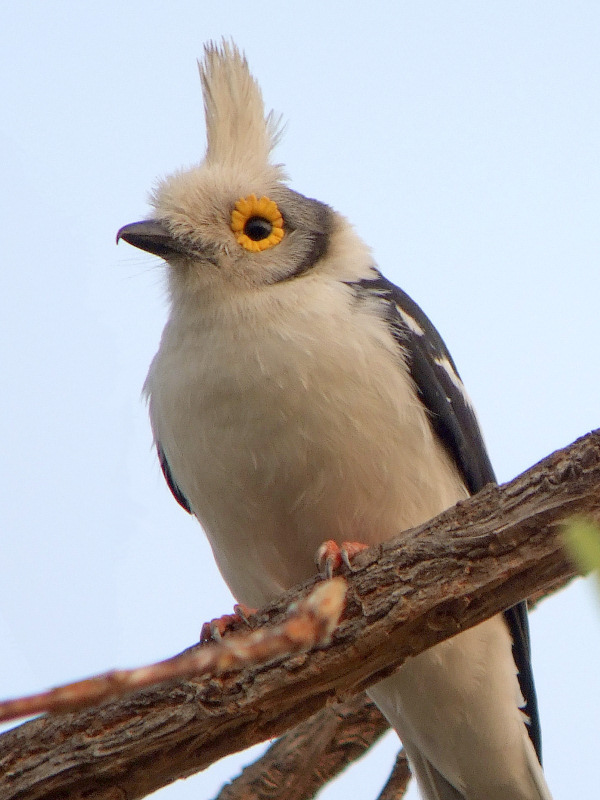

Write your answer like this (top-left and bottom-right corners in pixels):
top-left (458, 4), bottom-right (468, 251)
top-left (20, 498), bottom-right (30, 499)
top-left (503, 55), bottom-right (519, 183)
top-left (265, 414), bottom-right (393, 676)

top-left (367, 615), bottom-right (554, 800)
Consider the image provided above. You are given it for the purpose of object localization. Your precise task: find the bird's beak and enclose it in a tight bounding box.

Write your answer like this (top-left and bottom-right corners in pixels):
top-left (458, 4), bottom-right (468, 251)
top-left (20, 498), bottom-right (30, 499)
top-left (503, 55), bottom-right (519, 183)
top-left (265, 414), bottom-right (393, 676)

top-left (116, 220), bottom-right (187, 258)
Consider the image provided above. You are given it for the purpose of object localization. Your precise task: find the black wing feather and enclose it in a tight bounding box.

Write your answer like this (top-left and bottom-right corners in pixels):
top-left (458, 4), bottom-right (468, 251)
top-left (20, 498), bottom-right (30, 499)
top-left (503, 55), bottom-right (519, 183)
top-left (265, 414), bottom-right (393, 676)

top-left (157, 442), bottom-right (193, 514)
top-left (349, 270), bottom-right (542, 763)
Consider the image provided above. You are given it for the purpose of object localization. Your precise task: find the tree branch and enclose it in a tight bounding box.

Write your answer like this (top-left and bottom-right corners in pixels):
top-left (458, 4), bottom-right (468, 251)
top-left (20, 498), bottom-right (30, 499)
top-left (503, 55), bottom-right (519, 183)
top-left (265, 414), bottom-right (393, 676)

top-left (213, 694), bottom-right (391, 800)
top-left (376, 750), bottom-right (412, 800)
top-left (0, 580), bottom-right (347, 723)
top-left (1, 429), bottom-right (598, 800)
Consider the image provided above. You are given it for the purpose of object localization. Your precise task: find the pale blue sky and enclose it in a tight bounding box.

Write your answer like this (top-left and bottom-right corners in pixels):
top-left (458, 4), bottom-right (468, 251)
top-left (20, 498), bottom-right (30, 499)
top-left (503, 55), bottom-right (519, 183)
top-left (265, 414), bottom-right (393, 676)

top-left (1, 3), bottom-right (599, 799)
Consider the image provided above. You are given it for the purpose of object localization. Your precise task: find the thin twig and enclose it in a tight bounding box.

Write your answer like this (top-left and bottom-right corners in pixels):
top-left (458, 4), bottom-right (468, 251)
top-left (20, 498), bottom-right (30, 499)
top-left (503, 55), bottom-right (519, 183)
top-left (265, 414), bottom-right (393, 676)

top-left (0, 579), bottom-right (347, 723)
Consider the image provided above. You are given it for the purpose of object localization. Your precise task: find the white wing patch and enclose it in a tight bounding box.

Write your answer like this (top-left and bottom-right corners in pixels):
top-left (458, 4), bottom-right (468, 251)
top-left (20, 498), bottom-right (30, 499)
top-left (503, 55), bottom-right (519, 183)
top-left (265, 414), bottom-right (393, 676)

top-left (434, 355), bottom-right (474, 408)
top-left (395, 304), bottom-right (425, 336)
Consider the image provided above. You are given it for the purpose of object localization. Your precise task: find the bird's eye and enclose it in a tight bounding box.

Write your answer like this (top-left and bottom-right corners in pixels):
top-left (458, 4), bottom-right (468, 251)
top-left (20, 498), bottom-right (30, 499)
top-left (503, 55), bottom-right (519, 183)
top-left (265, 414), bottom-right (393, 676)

top-left (244, 216), bottom-right (273, 241)
top-left (231, 194), bottom-right (284, 252)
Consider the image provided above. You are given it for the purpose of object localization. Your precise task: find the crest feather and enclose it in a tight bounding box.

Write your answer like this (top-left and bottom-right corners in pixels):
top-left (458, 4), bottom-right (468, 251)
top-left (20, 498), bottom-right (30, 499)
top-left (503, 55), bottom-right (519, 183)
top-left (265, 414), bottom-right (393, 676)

top-left (199, 41), bottom-right (285, 179)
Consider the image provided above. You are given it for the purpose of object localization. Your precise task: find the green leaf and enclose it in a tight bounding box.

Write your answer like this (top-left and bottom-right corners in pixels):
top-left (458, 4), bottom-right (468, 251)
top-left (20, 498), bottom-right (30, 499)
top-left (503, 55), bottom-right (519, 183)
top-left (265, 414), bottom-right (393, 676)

top-left (563, 518), bottom-right (600, 590)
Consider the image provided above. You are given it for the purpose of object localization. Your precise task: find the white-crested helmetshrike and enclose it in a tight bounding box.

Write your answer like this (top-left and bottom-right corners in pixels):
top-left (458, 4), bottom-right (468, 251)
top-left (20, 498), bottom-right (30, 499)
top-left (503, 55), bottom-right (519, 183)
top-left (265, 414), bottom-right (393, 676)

top-left (118, 42), bottom-right (553, 800)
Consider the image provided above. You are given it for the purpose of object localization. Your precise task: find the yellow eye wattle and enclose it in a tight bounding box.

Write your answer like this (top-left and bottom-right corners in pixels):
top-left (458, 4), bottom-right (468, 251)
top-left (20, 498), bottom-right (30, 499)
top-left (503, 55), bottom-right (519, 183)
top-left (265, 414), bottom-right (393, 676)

top-left (231, 194), bottom-right (284, 252)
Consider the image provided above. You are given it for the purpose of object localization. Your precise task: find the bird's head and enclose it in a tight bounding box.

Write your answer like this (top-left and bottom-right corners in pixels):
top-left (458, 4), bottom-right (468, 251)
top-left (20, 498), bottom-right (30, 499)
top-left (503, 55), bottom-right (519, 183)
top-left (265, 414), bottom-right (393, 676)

top-left (117, 42), bottom-right (367, 300)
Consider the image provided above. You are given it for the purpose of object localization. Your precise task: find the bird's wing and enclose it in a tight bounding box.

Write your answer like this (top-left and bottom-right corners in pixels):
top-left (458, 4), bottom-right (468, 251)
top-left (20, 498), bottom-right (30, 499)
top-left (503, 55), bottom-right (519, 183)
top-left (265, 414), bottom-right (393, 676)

top-left (349, 270), bottom-right (542, 762)
top-left (157, 442), bottom-right (193, 514)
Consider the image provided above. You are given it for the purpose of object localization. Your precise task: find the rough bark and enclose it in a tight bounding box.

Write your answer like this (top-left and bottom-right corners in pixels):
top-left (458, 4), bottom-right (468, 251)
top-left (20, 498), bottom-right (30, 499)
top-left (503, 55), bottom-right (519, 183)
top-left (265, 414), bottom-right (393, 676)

top-left (213, 695), bottom-right (390, 800)
top-left (1, 429), bottom-right (598, 800)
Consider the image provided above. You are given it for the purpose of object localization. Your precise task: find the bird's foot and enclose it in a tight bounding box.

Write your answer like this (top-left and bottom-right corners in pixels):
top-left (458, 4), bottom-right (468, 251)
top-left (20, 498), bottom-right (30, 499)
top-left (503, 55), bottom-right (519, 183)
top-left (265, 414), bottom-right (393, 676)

top-left (200, 603), bottom-right (257, 643)
top-left (316, 539), bottom-right (369, 579)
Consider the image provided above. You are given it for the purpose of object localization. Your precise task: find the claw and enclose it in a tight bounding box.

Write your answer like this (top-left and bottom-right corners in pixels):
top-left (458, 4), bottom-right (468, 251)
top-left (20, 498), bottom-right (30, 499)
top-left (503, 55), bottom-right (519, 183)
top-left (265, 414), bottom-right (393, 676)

top-left (316, 539), bottom-right (368, 578)
top-left (200, 603), bottom-right (257, 644)
top-left (316, 539), bottom-right (341, 579)
top-left (232, 603), bottom-right (256, 627)
top-left (341, 541), bottom-right (369, 569)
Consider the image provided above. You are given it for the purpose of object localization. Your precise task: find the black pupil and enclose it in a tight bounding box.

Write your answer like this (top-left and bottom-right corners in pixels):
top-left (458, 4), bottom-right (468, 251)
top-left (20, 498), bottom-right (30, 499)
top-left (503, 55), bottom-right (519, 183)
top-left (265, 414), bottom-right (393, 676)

top-left (244, 216), bottom-right (273, 241)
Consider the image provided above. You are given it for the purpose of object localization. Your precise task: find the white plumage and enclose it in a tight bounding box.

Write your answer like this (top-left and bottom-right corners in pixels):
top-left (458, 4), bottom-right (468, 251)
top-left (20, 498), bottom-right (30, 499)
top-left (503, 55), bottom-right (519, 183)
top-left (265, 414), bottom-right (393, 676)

top-left (145, 249), bottom-right (466, 605)
top-left (118, 42), bottom-right (553, 799)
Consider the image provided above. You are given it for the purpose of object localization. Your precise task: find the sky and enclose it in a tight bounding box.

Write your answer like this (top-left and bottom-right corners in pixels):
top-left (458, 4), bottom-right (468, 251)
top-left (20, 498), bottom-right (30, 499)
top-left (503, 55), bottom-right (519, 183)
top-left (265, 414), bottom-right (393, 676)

top-left (1, 3), bottom-right (599, 798)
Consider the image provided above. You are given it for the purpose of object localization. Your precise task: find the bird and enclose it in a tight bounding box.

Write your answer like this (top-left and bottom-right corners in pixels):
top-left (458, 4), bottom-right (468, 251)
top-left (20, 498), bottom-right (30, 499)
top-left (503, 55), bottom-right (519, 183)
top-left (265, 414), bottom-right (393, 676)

top-left (117, 41), bottom-right (553, 800)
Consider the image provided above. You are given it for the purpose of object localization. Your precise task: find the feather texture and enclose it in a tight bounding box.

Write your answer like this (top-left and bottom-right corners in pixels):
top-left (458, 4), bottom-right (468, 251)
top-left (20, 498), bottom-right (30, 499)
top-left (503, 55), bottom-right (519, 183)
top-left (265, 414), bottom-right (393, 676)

top-left (119, 42), bottom-right (553, 800)
top-left (201, 41), bottom-right (285, 180)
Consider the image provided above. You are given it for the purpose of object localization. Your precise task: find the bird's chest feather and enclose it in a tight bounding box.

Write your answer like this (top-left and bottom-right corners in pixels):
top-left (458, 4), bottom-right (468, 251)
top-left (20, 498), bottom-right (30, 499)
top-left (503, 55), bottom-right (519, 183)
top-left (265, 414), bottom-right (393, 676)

top-left (146, 290), bottom-right (466, 606)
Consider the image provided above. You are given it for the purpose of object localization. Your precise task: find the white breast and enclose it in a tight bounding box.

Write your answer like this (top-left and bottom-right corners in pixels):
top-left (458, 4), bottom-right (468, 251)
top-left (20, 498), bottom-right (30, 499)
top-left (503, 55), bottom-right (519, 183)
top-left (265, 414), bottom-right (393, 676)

top-left (145, 276), bottom-right (467, 608)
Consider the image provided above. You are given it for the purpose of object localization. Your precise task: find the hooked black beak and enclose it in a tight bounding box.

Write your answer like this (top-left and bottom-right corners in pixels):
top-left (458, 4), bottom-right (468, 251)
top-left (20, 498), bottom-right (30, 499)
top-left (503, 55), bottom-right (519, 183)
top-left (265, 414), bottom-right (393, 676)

top-left (116, 220), bottom-right (187, 258)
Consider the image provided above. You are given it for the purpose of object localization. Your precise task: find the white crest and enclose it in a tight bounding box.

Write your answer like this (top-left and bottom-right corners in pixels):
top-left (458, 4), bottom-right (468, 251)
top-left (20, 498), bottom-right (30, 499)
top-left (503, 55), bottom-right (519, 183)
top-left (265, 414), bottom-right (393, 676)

top-left (199, 41), bottom-right (285, 179)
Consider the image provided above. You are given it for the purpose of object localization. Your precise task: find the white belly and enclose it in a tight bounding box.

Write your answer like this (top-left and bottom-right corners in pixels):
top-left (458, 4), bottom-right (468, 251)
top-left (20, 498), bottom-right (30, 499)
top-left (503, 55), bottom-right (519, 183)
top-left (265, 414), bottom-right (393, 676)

top-left (145, 283), bottom-right (466, 607)
top-left (144, 283), bottom-right (550, 799)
